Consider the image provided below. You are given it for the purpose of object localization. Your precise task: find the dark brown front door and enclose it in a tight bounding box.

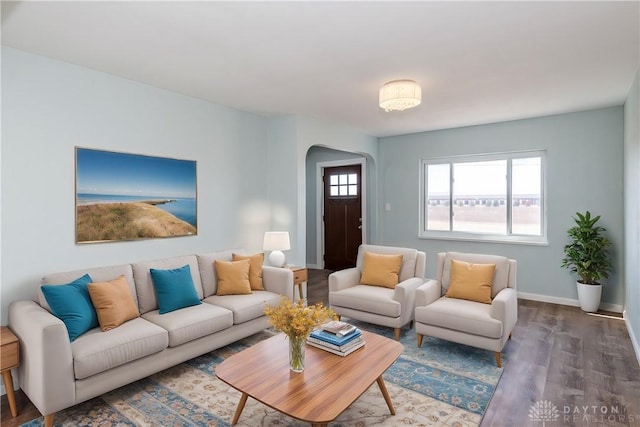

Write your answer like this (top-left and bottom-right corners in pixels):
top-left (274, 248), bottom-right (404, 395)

top-left (323, 165), bottom-right (362, 270)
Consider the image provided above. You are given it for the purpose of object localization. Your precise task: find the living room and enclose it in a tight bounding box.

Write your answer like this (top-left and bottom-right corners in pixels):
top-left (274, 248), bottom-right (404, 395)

top-left (1, 1), bottom-right (639, 426)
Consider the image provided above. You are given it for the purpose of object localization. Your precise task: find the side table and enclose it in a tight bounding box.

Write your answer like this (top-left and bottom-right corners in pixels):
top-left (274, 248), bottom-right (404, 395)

top-left (1, 326), bottom-right (19, 417)
top-left (288, 266), bottom-right (308, 301)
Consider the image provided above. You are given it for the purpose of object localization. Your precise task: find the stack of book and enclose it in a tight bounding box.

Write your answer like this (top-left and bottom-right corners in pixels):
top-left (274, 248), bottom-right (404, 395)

top-left (307, 321), bottom-right (365, 356)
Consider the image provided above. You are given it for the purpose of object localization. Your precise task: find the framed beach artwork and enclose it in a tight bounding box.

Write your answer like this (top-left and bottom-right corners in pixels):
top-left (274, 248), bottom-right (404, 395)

top-left (75, 147), bottom-right (197, 243)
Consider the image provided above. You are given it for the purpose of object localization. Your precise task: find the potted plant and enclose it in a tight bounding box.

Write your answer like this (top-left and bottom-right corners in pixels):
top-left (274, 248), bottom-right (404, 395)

top-left (561, 211), bottom-right (613, 312)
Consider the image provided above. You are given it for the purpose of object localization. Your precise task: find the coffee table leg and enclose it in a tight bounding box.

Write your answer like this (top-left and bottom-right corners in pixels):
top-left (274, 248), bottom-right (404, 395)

top-left (231, 392), bottom-right (249, 425)
top-left (376, 376), bottom-right (395, 415)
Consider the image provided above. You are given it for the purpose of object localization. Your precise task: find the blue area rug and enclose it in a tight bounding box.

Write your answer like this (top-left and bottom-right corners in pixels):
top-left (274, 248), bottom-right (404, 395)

top-left (21, 321), bottom-right (504, 426)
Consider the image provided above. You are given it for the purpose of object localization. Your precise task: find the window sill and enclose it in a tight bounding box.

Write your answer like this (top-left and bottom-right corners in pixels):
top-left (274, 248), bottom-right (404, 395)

top-left (418, 232), bottom-right (549, 246)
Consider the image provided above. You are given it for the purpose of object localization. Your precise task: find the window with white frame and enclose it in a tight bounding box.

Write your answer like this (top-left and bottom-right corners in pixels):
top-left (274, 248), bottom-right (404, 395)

top-left (420, 151), bottom-right (546, 244)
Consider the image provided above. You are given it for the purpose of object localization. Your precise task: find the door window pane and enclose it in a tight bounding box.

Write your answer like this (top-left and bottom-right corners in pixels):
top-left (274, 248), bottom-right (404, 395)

top-left (329, 173), bottom-right (358, 198)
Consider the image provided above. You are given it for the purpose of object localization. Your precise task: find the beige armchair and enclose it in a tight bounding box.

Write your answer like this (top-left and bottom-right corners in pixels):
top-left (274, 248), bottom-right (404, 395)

top-left (328, 244), bottom-right (426, 340)
top-left (414, 252), bottom-right (517, 367)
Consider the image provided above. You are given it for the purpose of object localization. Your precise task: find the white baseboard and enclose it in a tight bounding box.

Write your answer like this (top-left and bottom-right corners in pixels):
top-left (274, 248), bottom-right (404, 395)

top-left (306, 263), bottom-right (322, 270)
top-left (623, 309), bottom-right (640, 368)
top-left (517, 291), bottom-right (623, 313)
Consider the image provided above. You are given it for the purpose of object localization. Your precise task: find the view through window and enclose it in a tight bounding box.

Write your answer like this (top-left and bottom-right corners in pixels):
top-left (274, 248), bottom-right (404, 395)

top-left (421, 151), bottom-right (545, 243)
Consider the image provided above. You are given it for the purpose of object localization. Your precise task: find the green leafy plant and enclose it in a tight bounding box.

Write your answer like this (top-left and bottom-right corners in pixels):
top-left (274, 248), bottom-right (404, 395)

top-left (561, 211), bottom-right (612, 285)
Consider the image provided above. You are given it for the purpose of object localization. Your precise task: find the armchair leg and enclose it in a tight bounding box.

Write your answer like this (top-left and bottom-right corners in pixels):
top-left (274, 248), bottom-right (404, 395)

top-left (494, 352), bottom-right (502, 368)
top-left (44, 413), bottom-right (55, 427)
top-left (394, 328), bottom-right (400, 341)
top-left (509, 331), bottom-right (513, 339)
top-left (417, 333), bottom-right (424, 347)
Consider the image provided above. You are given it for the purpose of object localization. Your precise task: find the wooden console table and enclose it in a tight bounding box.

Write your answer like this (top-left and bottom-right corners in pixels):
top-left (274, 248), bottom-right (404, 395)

top-left (288, 266), bottom-right (307, 301)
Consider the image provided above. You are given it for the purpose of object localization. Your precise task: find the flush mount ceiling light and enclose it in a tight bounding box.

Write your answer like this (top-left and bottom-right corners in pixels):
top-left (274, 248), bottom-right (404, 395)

top-left (379, 79), bottom-right (422, 112)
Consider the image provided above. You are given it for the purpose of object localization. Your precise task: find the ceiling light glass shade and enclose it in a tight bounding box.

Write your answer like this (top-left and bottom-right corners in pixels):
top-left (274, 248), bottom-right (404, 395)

top-left (379, 80), bottom-right (422, 112)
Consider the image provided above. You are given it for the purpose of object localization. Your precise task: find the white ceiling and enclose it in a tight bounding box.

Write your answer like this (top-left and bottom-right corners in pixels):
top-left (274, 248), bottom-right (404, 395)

top-left (2, 1), bottom-right (639, 137)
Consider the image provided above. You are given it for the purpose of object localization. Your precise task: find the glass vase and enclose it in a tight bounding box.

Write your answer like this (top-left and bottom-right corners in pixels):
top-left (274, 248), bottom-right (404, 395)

top-left (288, 336), bottom-right (306, 373)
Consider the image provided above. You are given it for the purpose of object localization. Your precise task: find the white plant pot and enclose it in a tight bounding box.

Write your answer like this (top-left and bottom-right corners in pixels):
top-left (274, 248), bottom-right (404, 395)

top-left (576, 281), bottom-right (602, 312)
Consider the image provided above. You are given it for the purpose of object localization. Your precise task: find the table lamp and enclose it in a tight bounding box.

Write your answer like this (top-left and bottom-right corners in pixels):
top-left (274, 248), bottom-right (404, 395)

top-left (263, 231), bottom-right (290, 267)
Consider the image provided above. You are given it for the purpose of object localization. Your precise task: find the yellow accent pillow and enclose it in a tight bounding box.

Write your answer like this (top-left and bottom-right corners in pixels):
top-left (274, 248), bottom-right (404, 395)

top-left (446, 259), bottom-right (496, 304)
top-left (88, 275), bottom-right (140, 331)
top-left (215, 259), bottom-right (252, 296)
top-left (232, 253), bottom-right (265, 290)
top-left (360, 252), bottom-right (404, 288)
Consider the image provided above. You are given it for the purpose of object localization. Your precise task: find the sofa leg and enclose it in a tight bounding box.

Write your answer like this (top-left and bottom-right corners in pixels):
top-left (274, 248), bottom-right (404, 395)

top-left (417, 333), bottom-right (424, 347)
top-left (494, 352), bottom-right (502, 368)
top-left (394, 328), bottom-right (400, 341)
top-left (44, 413), bottom-right (55, 427)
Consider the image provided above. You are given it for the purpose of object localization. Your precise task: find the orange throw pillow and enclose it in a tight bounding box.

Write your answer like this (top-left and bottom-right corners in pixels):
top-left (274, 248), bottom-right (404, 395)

top-left (360, 252), bottom-right (403, 288)
top-left (232, 253), bottom-right (265, 290)
top-left (215, 259), bottom-right (252, 296)
top-left (445, 259), bottom-right (496, 304)
top-left (88, 275), bottom-right (140, 331)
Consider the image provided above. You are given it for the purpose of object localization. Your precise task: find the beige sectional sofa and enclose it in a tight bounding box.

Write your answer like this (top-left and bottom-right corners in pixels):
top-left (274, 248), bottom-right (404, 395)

top-left (8, 249), bottom-right (293, 427)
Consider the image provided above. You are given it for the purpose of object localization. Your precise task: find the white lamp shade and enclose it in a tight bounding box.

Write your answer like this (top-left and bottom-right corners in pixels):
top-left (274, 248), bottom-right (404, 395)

top-left (263, 231), bottom-right (290, 268)
top-left (263, 231), bottom-right (291, 251)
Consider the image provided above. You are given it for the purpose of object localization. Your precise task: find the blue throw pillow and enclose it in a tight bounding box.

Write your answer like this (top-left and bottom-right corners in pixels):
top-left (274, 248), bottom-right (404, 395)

top-left (150, 265), bottom-right (202, 314)
top-left (41, 274), bottom-right (99, 342)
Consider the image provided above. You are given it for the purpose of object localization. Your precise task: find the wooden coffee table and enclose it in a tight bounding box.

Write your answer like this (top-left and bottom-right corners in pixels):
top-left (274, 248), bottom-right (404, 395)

top-left (216, 330), bottom-right (403, 427)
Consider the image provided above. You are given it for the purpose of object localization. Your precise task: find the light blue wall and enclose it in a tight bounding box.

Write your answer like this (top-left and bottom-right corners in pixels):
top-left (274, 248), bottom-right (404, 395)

top-left (624, 70), bottom-right (640, 359)
top-left (379, 107), bottom-right (625, 309)
top-left (0, 48), bottom-right (271, 324)
top-left (265, 115), bottom-right (300, 265)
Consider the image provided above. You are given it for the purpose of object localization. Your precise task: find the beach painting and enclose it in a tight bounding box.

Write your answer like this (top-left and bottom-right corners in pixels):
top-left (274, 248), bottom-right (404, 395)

top-left (75, 147), bottom-right (197, 243)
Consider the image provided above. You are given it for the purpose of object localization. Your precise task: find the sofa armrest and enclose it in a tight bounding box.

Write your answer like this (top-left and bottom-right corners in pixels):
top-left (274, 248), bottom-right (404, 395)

top-left (415, 279), bottom-right (442, 307)
top-left (328, 268), bottom-right (361, 292)
top-left (490, 287), bottom-right (518, 334)
top-left (262, 266), bottom-right (294, 300)
top-left (8, 300), bottom-right (75, 416)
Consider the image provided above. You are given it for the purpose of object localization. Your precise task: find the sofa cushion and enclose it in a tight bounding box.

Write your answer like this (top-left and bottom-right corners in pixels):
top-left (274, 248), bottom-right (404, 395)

top-left (356, 245), bottom-right (418, 282)
top-left (214, 259), bottom-right (252, 296)
top-left (150, 264), bottom-right (202, 314)
top-left (88, 275), bottom-right (140, 331)
top-left (360, 252), bottom-right (403, 288)
top-left (132, 255), bottom-right (203, 314)
top-left (232, 253), bottom-right (265, 290)
top-left (196, 250), bottom-right (239, 297)
top-left (445, 260), bottom-right (495, 304)
top-left (71, 317), bottom-right (168, 380)
top-left (40, 274), bottom-right (98, 342)
top-left (329, 285), bottom-right (401, 318)
top-left (142, 303), bottom-right (233, 347)
top-left (415, 297), bottom-right (503, 339)
top-left (441, 252), bottom-right (510, 298)
top-left (204, 290), bottom-right (281, 324)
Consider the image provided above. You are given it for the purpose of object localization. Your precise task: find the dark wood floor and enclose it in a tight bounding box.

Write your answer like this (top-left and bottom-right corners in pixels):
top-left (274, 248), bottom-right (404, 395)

top-left (3, 269), bottom-right (639, 426)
